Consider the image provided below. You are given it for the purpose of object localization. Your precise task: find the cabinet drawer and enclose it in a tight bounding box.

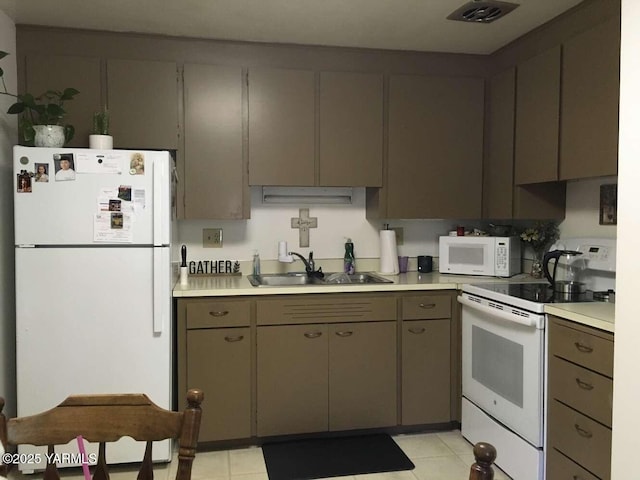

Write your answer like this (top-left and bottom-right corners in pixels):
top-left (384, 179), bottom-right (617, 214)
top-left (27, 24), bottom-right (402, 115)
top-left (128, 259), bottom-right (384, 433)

top-left (546, 447), bottom-right (600, 480)
top-left (186, 300), bottom-right (251, 328)
top-left (257, 294), bottom-right (396, 325)
top-left (549, 356), bottom-right (613, 427)
top-left (549, 400), bottom-right (611, 480)
top-left (401, 294), bottom-right (451, 320)
top-left (549, 318), bottom-right (614, 377)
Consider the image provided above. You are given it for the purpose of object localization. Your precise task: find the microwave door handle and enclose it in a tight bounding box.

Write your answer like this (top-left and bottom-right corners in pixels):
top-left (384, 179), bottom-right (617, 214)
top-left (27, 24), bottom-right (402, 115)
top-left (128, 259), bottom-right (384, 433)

top-left (457, 295), bottom-right (539, 328)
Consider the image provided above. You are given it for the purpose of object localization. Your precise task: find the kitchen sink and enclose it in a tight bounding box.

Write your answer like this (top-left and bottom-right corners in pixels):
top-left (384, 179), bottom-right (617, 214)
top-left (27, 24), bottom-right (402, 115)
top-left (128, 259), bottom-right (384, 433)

top-left (247, 272), bottom-right (393, 287)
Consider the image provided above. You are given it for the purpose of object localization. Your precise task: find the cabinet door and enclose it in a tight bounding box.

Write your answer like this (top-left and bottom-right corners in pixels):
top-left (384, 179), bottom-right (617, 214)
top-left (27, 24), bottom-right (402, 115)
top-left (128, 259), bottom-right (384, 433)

top-left (183, 64), bottom-right (247, 219)
top-left (386, 75), bottom-right (484, 219)
top-left (24, 54), bottom-right (101, 148)
top-left (514, 46), bottom-right (561, 184)
top-left (484, 67), bottom-right (515, 219)
top-left (186, 327), bottom-right (251, 441)
top-left (319, 72), bottom-right (383, 187)
top-left (248, 67), bottom-right (315, 186)
top-left (107, 59), bottom-right (178, 149)
top-left (257, 324), bottom-right (328, 436)
top-left (560, 17), bottom-right (620, 180)
top-left (328, 321), bottom-right (397, 431)
top-left (401, 319), bottom-right (451, 425)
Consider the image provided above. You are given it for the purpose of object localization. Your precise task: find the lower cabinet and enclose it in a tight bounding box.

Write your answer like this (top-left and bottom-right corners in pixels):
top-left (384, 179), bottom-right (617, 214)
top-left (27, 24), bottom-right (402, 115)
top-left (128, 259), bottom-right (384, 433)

top-left (179, 291), bottom-right (456, 443)
top-left (178, 299), bottom-right (252, 442)
top-left (256, 320), bottom-right (397, 436)
top-left (400, 293), bottom-right (452, 425)
top-left (547, 316), bottom-right (614, 480)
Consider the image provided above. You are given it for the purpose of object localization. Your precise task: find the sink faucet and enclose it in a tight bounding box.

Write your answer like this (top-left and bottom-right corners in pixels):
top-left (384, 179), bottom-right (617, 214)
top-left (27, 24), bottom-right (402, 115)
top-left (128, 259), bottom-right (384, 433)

top-left (289, 251), bottom-right (324, 278)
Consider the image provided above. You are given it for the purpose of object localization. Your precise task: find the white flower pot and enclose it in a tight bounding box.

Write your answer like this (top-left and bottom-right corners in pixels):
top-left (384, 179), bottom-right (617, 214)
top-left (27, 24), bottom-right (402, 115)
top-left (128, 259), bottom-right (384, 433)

top-left (89, 134), bottom-right (113, 149)
top-left (33, 125), bottom-right (65, 148)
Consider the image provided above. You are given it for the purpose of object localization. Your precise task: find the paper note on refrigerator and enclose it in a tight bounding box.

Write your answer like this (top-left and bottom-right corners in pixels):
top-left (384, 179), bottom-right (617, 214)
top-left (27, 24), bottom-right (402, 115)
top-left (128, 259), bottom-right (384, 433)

top-left (94, 212), bottom-right (133, 242)
top-left (76, 153), bottom-right (123, 174)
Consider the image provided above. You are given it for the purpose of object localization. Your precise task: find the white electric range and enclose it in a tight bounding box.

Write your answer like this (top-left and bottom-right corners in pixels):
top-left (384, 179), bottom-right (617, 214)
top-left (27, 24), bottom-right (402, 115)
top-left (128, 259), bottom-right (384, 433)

top-left (457, 237), bottom-right (616, 480)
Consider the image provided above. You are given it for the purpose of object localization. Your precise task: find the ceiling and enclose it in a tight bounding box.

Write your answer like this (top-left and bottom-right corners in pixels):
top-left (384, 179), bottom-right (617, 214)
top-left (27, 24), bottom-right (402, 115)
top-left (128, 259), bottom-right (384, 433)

top-left (0, 0), bottom-right (584, 55)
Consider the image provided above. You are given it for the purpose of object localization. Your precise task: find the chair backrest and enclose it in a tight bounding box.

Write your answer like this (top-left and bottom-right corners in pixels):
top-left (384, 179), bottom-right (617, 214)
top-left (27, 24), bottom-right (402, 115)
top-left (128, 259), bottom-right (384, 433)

top-left (468, 442), bottom-right (497, 480)
top-left (0, 388), bottom-right (203, 480)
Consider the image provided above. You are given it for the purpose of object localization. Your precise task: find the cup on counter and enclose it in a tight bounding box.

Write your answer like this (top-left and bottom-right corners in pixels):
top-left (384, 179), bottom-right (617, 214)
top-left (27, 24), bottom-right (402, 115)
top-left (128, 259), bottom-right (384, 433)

top-left (417, 255), bottom-right (433, 273)
top-left (456, 226), bottom-right (465, 236)
top-left (398, 256), bottom-right (409, 273)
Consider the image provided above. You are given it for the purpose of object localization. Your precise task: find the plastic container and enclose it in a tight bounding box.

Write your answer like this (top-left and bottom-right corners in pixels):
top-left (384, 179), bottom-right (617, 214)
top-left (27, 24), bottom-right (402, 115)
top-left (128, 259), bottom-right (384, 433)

top-left (344, 239), bottom-right (355, 275)
top-left (252, 251), bottom-right (261, 276)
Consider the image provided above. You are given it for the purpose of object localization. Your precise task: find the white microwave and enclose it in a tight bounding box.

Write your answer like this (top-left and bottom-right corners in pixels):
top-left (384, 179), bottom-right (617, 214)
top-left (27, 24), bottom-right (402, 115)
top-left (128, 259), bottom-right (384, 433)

top-left (439, 236), bottom-right (521, 277)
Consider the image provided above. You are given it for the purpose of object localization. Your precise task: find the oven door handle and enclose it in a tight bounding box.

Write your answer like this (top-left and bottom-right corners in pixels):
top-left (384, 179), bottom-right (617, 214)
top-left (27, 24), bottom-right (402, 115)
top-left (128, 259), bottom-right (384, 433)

top-left (457, 295), bottom-right (539, 328)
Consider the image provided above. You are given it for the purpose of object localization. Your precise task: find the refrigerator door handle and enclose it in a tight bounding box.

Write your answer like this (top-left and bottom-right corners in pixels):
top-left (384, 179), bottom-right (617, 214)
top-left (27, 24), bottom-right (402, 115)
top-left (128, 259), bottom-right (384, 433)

top-left (153, 248), bottom-right (170, 334)
top-left (153, 153), bottom-right (171, 247)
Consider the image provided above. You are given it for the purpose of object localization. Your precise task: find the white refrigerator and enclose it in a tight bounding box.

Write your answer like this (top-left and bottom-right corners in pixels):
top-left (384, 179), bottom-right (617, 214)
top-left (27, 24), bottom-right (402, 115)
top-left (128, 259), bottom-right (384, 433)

top-left (13, 146), bottom-right (174, 472)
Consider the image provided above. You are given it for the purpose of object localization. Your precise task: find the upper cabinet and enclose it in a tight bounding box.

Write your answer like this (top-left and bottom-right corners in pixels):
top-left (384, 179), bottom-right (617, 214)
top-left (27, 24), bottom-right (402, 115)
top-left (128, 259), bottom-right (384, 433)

top-left (183, 64), bottom-right (248, 219)
top-left (248, 67), bottom-right (383, 187)
top-left (485, 67), bottom-right (566, 220)
top-left (319, 72), bottom-right (383, 187)
top-left (24, 54), bottom-right (101, 148)
top-left (560, 17), bottom-right (620, 180)
top-left (374, 74), bottom-right (484, 219)
top-left (514, 46), bottom-right (561, 185)
top-left (107, 59), bottom-right (179, 149)
top-left (248, 67), bottom-right (316, 186)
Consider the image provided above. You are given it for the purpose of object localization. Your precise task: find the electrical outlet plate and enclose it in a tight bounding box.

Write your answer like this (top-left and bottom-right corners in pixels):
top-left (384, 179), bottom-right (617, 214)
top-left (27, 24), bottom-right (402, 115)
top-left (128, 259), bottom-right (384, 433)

top-left (203, 228), bottom-right (223, 248)
top-left (391, 227), bottom-right (404, 246)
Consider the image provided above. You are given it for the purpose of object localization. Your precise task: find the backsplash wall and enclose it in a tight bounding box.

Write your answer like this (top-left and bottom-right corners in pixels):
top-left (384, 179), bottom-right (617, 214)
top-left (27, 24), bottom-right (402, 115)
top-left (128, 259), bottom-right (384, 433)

top-left (177, 177), bottom-right (618, 266)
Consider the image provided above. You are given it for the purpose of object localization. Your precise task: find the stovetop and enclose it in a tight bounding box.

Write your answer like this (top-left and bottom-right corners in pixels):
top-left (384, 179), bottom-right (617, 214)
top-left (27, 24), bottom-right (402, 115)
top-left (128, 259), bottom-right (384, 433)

top-left (462, 282), bottom-right (614, 314)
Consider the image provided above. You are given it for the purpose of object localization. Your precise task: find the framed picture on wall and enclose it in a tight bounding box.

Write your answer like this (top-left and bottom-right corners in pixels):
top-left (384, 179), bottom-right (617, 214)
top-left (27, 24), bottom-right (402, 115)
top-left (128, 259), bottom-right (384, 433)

top-left (599, 184), bottom-right (617, 225)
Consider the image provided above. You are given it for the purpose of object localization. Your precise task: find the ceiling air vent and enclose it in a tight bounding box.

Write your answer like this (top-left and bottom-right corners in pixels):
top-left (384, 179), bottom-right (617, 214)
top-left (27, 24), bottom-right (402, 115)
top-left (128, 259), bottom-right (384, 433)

top-left (447, 0), bottom-right (520, 24)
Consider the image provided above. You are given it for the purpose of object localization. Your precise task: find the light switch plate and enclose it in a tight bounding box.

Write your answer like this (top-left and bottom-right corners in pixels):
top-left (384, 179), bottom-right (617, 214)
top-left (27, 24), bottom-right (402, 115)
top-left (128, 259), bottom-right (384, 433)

top-left (203, 228), bottom-right (223, 248)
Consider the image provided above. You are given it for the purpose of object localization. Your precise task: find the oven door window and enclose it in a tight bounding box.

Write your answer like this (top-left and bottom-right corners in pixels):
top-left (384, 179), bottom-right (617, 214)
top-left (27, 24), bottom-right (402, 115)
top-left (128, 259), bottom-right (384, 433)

top-left (472, 326), bottom-right (524, 407)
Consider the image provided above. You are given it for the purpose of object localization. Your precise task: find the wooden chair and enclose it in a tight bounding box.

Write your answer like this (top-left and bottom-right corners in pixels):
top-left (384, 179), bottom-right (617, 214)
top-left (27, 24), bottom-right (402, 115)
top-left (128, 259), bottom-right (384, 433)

top-left (0, 388), bottom-right (203, 480)
top-left (469, 442), bottom-right (497, 480)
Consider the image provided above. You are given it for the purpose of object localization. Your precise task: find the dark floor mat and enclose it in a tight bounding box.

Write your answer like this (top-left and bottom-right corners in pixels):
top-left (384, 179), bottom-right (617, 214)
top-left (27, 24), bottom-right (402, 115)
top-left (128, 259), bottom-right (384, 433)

top-left (262, 433), bottom-right (415, 480)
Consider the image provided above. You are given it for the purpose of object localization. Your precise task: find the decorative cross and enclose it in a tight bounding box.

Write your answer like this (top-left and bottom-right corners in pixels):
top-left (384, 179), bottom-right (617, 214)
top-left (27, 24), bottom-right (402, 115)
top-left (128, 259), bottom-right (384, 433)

top-left (291, 208), bottom-right (318, 248)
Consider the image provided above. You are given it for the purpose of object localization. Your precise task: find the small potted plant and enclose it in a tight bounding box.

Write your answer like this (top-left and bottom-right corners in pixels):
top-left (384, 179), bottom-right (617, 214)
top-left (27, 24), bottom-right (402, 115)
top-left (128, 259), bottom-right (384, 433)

top-left (0, 50), bottom-right (79, 147)
top-left (89, 106), bottom-right (112, 149)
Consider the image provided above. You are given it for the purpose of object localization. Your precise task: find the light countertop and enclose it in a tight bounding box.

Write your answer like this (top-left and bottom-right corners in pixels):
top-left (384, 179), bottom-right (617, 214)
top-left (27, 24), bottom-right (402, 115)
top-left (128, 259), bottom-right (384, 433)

top-left (172, 271), bottom-right (539, 297)
top-left (545, 302), bottom-right (615, 333)
top-left (173, 271), bottom-right (615, 332)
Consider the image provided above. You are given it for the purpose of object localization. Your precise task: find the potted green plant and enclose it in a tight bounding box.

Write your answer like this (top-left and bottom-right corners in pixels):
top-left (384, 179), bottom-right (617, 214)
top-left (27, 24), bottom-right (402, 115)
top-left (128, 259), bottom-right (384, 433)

top-left (89, 106), bottom-right (112, 149)
top-left (0, 50), bottom-right (79, 147)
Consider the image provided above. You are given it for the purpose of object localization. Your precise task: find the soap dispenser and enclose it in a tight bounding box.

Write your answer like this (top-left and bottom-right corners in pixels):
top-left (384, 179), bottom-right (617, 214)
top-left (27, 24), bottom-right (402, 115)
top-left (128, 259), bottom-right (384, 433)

top-left (344, 238), bottom-right (355, 275)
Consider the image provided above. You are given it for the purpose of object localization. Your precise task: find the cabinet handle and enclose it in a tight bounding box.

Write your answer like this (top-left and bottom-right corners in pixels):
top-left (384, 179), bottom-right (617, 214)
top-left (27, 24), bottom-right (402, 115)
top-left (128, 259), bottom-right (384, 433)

top-left (209, 310), bottom-right (230, 317)
top-left (572, 476), bottom-right (585, 480)
top-left (335, 331), bottom-right (353, 337)
top-left (303, 331), bottom-right (322, 339)
top-left (575, 378), bottom-right (594, 390)
top-left (574, 424), bottom-right (593, 438)
top-left (419, 303), bottom-right (436, 309)
top-left (224, 335), bottom-right (244, 342)
top-left (408, 327), bottom-right (426, 334)
top-left (574, 342), bottom-right (593, 353)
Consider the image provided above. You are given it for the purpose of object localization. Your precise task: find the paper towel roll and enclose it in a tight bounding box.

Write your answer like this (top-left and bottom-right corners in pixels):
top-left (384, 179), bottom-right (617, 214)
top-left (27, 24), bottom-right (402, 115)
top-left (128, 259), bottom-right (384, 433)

top-left (379, 230), bottom-right (399, 275)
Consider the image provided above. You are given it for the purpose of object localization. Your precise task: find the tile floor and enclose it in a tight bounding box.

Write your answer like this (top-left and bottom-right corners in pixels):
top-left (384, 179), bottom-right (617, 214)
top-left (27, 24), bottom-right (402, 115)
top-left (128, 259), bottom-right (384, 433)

top-left (7, 430), bottom-right (511, 480)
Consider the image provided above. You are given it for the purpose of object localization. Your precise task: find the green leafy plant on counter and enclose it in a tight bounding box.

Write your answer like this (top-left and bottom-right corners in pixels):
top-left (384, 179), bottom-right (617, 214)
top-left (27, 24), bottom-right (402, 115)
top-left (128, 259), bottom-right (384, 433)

top-left (92, 106), bottom-right (110, 135)
top-left (0, 50), bottom-right (79, 144)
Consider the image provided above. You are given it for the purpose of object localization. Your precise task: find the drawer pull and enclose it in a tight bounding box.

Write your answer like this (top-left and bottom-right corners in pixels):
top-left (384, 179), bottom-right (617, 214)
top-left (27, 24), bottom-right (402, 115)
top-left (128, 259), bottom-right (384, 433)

top-left (224, 335), bottom-right (244, 342)
top-left (573, 476), bottom-right (585, 480)
top-left (408, 327), bottom-right (426, 334)
top-left (209, 310), bottom-right (230, 317)
top-left (575, 378), bottom-right (594, 390)
top-left (574, 424), bottom-right (593, 438)
top-left (335, 331), bottom-right (353, 337)
top-left (574, 342), bottom-right (593, 353)
top-left (419, 303), bottom-right (436, 309)
top-left (303, 331), bottom-right (322, 339)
